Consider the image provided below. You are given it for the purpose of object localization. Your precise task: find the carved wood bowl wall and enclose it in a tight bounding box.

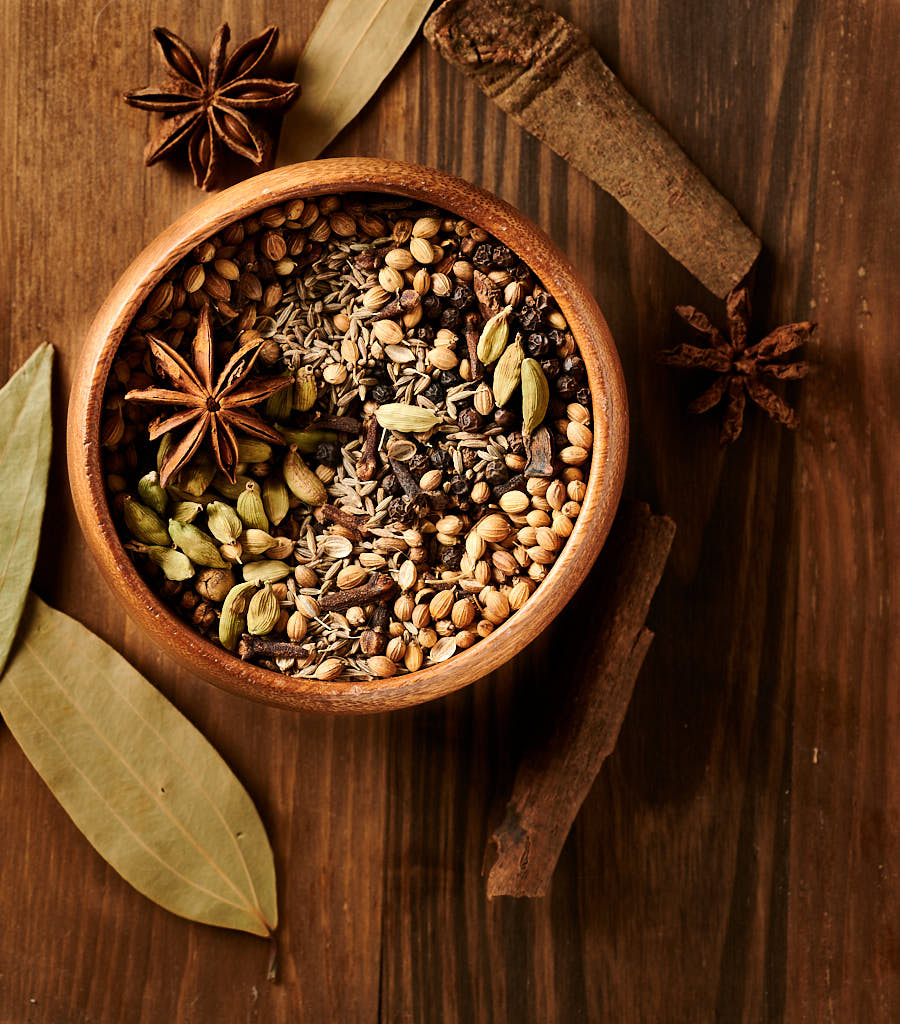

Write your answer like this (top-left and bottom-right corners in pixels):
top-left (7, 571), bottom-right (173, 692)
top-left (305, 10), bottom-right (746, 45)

top-left (67, 159), bottom-right (628, 713)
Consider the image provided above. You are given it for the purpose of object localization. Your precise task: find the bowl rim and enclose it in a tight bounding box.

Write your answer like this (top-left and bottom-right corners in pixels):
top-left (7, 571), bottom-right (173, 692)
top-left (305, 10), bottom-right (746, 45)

top-left (67, 158), bottom-right (628, 714)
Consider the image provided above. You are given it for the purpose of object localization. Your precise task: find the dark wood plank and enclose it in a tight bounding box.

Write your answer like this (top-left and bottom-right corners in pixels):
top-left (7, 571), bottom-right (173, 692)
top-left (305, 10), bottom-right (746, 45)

top-left (1, 0), bottom-right (897, 1021)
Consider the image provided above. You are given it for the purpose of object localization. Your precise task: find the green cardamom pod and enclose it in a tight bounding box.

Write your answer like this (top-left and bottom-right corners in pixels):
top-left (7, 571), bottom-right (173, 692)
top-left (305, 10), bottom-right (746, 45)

top-left (476, 305), bottom-right (512, 364)
top-left (276, 427), bottom-right (340, 453)
top-left (168, 520), bottom-right (227, 568)
top-left (240, 528), bottom-right (276, 556)
top-left (236, 440), bottom-right (274, 464)
top-left (262, 477), bottom-right (289, 526)
top-left (236, 481), bottom-right (269, 531)
top-left (282, 447), bottom-right (327, 506)
top-left (374, 403), bottom-right (441, 434)
top-left (123, 496), bottom-right (171, 547)
top-left (293, 367), bottom-right (317, 412)
top-left (206, 501), bottom-right (243, 544)
top-left (146, 545), bottom-right (194, 582)
top-left (218, 580), bottom-right (257, 651)
top-left (265, 385), bottom-right (294, 423)
top-left (174, 452), bottom-right (217, 498)
top-left (491, 336), bottom-right (525, 407)
top-left (246, 583), bottom-right (280, 636)
top-left (212, 472), bottom-right (255, 500)
top-left (171, 500), bottom-right (203, 524)
top-left (521, 358), bottom-right (550, 435)
top-left (242, 560), bottom-right (292, 584)
top-left (137, 471), bottom-right (168, 515)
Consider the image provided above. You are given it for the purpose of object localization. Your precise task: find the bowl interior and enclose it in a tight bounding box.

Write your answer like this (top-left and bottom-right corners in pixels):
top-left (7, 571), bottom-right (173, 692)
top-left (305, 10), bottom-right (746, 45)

top-left (67, 159), bottom-right (627, 713)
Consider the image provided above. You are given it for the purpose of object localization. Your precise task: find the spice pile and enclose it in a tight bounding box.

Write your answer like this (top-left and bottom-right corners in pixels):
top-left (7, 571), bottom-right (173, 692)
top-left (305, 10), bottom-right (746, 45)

top-left (102, 194), bottom-right (595, 680)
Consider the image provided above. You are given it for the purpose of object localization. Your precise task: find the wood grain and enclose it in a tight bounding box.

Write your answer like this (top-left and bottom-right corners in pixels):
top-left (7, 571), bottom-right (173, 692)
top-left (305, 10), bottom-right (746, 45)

top-left (1, 0), bottom-right (897, 1021)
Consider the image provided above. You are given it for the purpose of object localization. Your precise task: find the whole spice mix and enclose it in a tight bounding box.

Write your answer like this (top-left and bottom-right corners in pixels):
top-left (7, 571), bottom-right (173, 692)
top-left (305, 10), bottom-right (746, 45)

top-left (103, 194), bottom-right (597, 681)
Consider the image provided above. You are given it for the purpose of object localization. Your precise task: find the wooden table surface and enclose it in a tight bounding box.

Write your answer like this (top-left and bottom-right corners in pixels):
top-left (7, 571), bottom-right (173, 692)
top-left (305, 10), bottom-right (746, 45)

top-left (1, 1), bottom-right (896, 1021)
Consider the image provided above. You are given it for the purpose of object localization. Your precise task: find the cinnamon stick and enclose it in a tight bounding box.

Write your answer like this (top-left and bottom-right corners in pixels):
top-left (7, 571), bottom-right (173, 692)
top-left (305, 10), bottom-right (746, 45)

top-left (484, 500), bottom-right (675, 898)
top-left (424, 0), bottom-right (761, 298)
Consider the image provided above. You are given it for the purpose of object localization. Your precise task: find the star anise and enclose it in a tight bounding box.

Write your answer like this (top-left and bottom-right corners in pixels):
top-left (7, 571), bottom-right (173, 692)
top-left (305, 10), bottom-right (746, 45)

top-left (125, 307), bottom-right (290, 485)
top-left (659, 284), bottom-right (814, 445)
top-left (124, 24), bottom-right (300, 190)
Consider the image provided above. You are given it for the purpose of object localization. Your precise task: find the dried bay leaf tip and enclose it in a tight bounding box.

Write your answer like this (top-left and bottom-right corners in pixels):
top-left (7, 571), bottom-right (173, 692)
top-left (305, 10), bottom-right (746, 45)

top-left (168, 519), bottom-right (227, 568)
top-left (123, 24), bottom-right (300, 191)
top-left (521, 358), bottom-right (549, 435)
top-left (476, 305), bottom-right (513, 364)
top-left (123, 495), bottom-right (172, 547)
top-left (0, 595), bottom-right (278, 936)
top-left (492, 336), bottom-right (525, 407)
top-left (0, 344), bottom-right (53, 676)
top-left (282, 446), bottom-right (327, 506)
top-left (374, 403), bottom-right (441, 433)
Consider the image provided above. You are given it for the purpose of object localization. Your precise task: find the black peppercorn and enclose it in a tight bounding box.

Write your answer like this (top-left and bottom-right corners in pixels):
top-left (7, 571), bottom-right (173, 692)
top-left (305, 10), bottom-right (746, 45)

top-left (372, 383), bottom-right (395, 405)
top-left (315, 442), bottom-right (341, 467)
top-left (462, 448), bottom-right (478, 470)
top-left (408, 452), bottom-right (430, 477)
top-left (421, 293), bottom-right (441, 319)
top-left (491, 244), bottom-right (516, 268)
top-left (518, 298), bottom-right (544, 331)
top-left (449, 285), bottom-right (474, 309)
top-left (507, 431), bottom-right (526, 456)
top-left (429, 447), bottom-right (452, 468)
top-left (472, 243), bottom-right (493, 268)
top-left (576, 385), bottom-right (591, 407)
top-left (555, 374), bottom-right (578, 399)
top-left (388, 496), bottom-right (410, 523)
top-left (440, 544), bottom-right (463, 570)
top-left (457, 407), bottom-right (482, 432)
top-left (382, 473), bottom-right (403, 496)
top-left (414, 325), bottom-right (435, 342)
top-left (423, 380), bottom-right (445, 403)
top-left (539, 357), bottom-right (561, 381)
top-left (448, 474), bottom-right (469, 499)
top-left (484, 461), bottom-right (509, 485)
top-left (525, 332), bottom-right (551, 358)
top-left (439, 306), bottom-right (462, 329)
top-left (493, 407), bottom-right (516, 429)
top-left (437, 369), bottom-right (460, 388)
top-left (562, 354), bottom-right (586, 379)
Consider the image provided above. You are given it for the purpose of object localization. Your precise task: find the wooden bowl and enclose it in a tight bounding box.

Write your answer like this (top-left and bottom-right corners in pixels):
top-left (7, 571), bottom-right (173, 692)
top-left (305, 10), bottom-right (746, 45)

top-left (67, 158), bottom-right (627, 713)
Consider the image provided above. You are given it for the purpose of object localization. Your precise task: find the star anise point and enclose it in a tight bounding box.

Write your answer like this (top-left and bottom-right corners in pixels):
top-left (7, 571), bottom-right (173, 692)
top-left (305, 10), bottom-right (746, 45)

top-left (125, 307), bottom-right (290, 486)
top-left (125, 23), bottom-right (300, 191)
top-left (660, 284), bottom-right (815, 445)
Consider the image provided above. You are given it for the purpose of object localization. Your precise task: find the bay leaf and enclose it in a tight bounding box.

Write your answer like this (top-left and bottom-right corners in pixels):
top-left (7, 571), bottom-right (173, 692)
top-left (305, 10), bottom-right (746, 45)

top-left (278, 0), bottom-right (434, 163)
top-left (0, 594), bottom-right (277, 937)
top-left (0, 344), bottom-right (52, 676)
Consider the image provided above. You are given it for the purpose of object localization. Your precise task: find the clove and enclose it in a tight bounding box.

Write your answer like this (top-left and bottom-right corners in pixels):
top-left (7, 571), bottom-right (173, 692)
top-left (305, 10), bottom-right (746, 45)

top-left (360, 603), bottom-right (390, 656)
top-left (370, 289), bottom-right (421, 322)
top-left (313, 414), bottom-right (361, 434)
top-left (318, 572), bottom-right (397, 612)
top-left (464, 311), bottom-right (483, 380)
top-left (238, 636), bottom-right (311, 662)
top-left (314, 503), bottom-right (370, 539)
top-left (356, 416), bottom-right (379, 481)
